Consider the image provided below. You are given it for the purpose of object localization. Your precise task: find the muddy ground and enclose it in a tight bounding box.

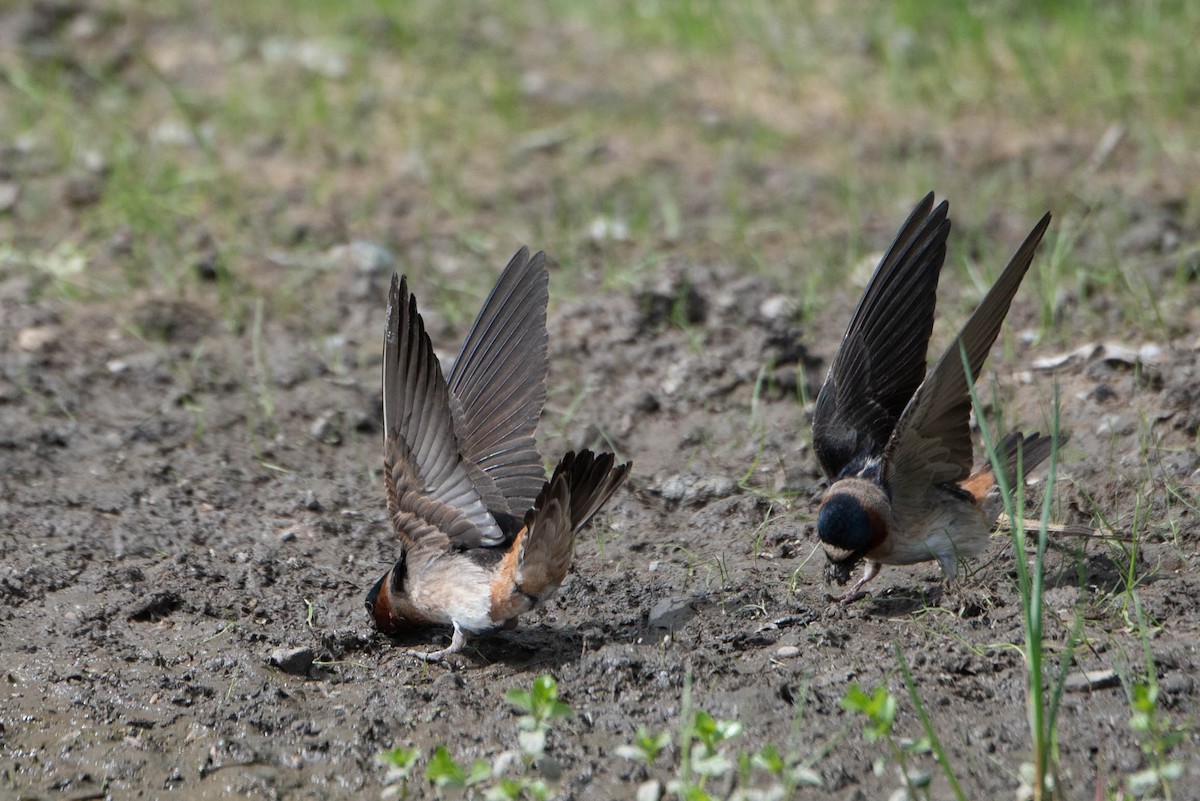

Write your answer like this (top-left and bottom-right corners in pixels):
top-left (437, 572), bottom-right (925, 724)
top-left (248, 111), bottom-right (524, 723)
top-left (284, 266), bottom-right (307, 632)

top-left (3, 252), bottom-right (1199, 800)
top-left (2, 3), bottom-right (1200, 801)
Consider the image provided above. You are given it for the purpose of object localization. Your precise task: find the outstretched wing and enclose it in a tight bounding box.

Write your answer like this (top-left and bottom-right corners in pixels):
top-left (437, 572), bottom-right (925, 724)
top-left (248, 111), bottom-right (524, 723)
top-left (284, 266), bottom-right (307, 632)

top-left (446, 247), bottom-right (550, 516)
top-left (812, 193), bottom-right (951, 479)
top-left (383, 273), bottom-right (504, 548)
top-left (883, 213), bottom-right (1052, 503)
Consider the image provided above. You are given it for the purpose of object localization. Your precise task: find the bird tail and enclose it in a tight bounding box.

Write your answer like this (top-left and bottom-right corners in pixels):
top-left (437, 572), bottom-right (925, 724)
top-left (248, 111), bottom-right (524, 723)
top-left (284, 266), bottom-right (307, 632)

top-left (491, 451), bottom-right (630, 619)
top-left (961, 431), bottom-right (1067, 516)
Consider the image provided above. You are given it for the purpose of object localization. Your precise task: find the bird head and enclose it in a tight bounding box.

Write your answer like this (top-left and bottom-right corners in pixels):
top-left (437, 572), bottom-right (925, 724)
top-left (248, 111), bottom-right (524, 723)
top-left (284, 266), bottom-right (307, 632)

top-left (365, 548), bottom-right (410, 633)
top-left (817, 479), bottom-right (891, 584)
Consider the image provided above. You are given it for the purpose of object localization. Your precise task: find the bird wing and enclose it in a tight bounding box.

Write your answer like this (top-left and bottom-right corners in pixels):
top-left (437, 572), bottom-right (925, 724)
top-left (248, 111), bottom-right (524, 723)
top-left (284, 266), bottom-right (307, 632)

top-left (812, 193), bottom-right (951, 479)
top-left (446, 247), bottom-right (550, 516)
top-left (882, 213), bottom-right (1052, 512)
top-left (383, 273), bottom-right (504, 548)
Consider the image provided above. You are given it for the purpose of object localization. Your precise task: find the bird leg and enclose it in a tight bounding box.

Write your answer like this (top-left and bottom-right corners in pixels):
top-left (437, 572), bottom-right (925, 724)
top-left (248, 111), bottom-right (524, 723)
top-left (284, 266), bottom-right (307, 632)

top-left (406, 623), bottom-right (467, 663)
top-left (839, 560), bottom-right (881, 604)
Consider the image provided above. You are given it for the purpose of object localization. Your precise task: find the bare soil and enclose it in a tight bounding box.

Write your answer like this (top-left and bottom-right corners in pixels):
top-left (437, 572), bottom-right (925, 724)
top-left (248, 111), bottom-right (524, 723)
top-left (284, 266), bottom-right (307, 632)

top-left (3, 252), bottom-right (1199, 799)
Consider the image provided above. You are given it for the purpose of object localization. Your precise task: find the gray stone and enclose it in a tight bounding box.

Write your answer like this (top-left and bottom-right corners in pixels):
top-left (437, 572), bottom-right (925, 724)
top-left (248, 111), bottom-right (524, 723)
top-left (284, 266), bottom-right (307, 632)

top-left (648, 596), bottom-right (694, 631)
top-left (1064, 669), bottom-right (1119, 693)
top-left (269, 646), bottom-right (316, 676)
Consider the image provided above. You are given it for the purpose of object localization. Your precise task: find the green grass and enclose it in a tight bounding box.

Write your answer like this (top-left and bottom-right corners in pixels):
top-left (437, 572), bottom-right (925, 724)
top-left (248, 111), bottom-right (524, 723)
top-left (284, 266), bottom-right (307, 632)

top-left (5, 0), bottom-right (1197, 319)
top-left (967, 366), bottom-right (1073, 801)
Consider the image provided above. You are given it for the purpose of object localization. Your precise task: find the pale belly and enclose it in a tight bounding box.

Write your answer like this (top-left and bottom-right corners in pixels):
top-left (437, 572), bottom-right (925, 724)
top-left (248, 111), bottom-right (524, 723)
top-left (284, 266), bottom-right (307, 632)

top-left (869, 489), bottom-right (992, 576)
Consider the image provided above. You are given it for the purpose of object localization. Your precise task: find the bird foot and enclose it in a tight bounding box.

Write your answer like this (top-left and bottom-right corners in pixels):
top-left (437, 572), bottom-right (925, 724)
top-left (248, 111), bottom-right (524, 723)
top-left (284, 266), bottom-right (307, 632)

top-left (836, 588), bottom-right (870, 605)
top-left (830, 561), bottom-right (881, 605)
top-left (404, 625), bottom-right (467, 664)
top-left (404, 646), bottom-right (458, 664)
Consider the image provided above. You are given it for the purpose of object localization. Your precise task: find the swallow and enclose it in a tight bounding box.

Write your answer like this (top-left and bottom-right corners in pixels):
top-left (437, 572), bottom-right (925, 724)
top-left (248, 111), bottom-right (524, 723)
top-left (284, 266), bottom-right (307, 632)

top-left (812, 193), bottom-right (1062, 602)
top-left (366, 248), bottom-right (631, 661)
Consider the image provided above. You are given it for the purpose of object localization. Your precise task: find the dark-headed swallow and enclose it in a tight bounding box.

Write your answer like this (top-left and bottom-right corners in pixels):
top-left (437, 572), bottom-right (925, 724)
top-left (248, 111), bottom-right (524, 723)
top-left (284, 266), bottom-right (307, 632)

top-left (366, 248), bottom-right (631, 660)
top-left (812, 194), bottom-right (1062, 601)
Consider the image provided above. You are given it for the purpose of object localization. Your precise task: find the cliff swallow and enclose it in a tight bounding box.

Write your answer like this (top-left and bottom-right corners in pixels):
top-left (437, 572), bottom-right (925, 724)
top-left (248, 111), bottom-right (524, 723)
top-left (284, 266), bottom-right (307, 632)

top-left (366, 248), bottom-right (631, 660)
top-left (812, 194), bottom-right (1061, 601)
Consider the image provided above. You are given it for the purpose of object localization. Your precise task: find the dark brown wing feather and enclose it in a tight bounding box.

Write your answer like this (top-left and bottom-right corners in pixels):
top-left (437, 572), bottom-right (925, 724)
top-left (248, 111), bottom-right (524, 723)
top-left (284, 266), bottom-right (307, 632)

top-left (883, 213), bottom-right (1052, 495)
top-left (514, 449), bottom-right (631, 599)
top-left (383, 433), bottom-right (494, 552)
top-left (812, 193), bottom-right (951, 478)
top-left (446, 247), bottom-right (550, 516)
top-left (383, 274), bottom-right (502, 546)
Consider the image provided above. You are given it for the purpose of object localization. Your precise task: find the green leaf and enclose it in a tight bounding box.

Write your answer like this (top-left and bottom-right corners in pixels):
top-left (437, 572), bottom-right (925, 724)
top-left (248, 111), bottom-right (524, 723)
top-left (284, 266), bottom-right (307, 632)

top-left (426, 745), bottom-right (466, 788)
top-left (547, 700), bottom-right (573, 719)
top-left (466, 759), bottom-right (493, 786)
top-left (692, 711), bottom-right (718, 749)
top-left (506, 688), bottom-right (534, 714)
top-left (619, 727), bottom-right (671, 763)
top-left (525, 778), bottom-right (551, 801)
top-left (615, 744), bottom-right (649, 762)
top-left (484, 778), bottom-right (524, 801)
top-left (839, 684), bottom-right (872, 713)
top-left (788, 765), bottom-right (824, 787)
top-left (532, 674), bottom-right (557, 701)
top-left (508, 675), bottom-right (572, 726)
top-left (752, 743), bottom-right (784, 774)
top-left (378, 746), bottom-right (420, 772)
top-left (840, 684), bottom-right (896, 742)
top-left (714, 719), bottom-right (742, 741)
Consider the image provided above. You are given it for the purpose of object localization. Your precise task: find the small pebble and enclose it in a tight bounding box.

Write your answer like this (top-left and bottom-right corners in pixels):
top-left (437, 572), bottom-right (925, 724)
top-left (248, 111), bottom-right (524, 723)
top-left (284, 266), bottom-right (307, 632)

top-left (18, 325), bottom-right (62, 353)
top-left (1064, 669), bottom-right (1119, 693)
top-left (776, 645), bottom-right (801, 659)
top-left (310, 410), bottom-right (342, 444)
top-left (269, 647), bottom-right (316, 676)
top-left (636, 780), bottom-right (662, 801)
top-left (324, 240), bottom-right (395, 274)
top-left (648, 596), bottom-right (693, 631)
top-left (0, 181), bottom-right (18, 213)
top-left (759, 294), bottom-right (797, 321)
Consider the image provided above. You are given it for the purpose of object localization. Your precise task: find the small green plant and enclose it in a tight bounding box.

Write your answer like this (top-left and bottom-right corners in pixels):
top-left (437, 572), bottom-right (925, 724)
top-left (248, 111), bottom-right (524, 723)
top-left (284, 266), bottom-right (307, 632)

top-left (895, 645), bottom-right (968, 801)
top-left (378, 747), bottom-right (420, 801)
top-left (749, 743), bottom-right (823, 793)
top-left (1124, 681), bottom-right (1183, 799)
top-left (378, 675), bottom-right (571, 800)
top-left (682, 710), bottom-right (744, 781)
top-left (1123, 596), bottom-right (1184, 800)
top-left (617, 674), bottom-right (823, 800)
top-left (426, 746), bottom-right (492, 791)
top-left (965, 347), bottom-right (1072, 801)
top-left (505, 674), bottom-right (573, 759)
top-left (840, 683), bottom-right (931, 798)
top-left (616, 727), bottom-right (672, 764)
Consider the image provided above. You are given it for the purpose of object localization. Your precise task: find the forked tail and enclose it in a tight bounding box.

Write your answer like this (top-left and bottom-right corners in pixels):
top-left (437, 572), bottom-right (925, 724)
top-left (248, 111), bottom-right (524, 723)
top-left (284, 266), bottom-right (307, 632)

top-left (504, 450), bottom-right (631, 606)
top-left (961, 431), bottom-right (1066, 506)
